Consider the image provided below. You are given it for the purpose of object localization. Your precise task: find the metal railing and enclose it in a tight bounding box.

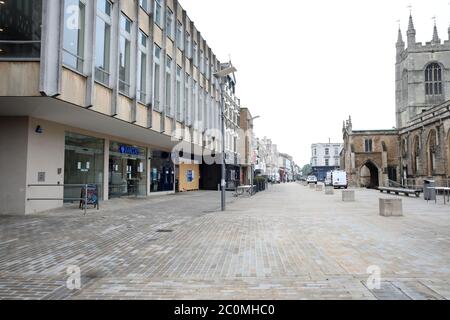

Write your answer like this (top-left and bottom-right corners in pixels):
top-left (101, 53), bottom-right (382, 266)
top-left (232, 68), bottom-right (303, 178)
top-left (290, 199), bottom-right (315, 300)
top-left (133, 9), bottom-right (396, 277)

top-left (27, 184), bottom-right (100, 215)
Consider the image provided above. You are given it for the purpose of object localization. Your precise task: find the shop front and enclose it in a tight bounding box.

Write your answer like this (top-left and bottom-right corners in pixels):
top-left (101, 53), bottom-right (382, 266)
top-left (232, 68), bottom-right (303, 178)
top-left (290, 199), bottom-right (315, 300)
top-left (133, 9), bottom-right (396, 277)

top-left (109, 141), bottom-right (147, 198)
top-left (64, 132), bottom-right (105, 202)
top-left (150, 150), bottom-right (175, 193)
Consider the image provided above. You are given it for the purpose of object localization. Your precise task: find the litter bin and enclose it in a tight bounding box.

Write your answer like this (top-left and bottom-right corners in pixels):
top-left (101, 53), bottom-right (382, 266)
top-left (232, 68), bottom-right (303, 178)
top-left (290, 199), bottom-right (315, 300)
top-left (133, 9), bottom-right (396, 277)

top-left (424, 179), bottom-right (436, 201)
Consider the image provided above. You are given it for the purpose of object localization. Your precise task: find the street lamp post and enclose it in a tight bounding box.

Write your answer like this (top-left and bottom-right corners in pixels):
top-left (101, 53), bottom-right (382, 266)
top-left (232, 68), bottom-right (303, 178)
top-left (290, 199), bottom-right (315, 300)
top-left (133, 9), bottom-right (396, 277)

top-left (214, 63), bottom-right (237, 211)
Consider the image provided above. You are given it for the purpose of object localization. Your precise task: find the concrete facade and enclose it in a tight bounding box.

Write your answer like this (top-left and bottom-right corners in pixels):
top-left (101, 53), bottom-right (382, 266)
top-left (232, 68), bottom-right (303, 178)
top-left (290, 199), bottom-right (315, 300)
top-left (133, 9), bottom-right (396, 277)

top-left (0, 0), bottom-right (241, 214)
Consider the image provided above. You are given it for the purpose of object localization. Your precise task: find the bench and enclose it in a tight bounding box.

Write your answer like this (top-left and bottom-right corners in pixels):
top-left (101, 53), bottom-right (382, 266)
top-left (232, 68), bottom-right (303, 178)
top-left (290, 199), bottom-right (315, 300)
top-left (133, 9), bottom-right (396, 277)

top-left (378, 187), bottom-right (421, 198)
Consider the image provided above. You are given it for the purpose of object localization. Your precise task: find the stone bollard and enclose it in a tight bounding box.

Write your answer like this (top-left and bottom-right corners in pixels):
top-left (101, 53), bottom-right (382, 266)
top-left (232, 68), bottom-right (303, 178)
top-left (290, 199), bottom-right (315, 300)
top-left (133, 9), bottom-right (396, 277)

top-left (379, 198), bottom-right (403, 217)
top-left (309, 184), bottom-right (316, 189)
top-left (342, 190), bottom-right (355, 202)
top-left (316, 184), bottom-right (323, 192)
top-left (325, 186), bottom-right (334, 195)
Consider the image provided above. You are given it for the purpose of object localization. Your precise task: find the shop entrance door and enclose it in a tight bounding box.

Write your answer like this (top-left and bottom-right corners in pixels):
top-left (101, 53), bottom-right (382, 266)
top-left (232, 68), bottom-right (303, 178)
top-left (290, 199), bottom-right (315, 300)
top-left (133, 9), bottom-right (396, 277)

top-left (109, 142), bottom-right (147, 198)
top-left (64, 132), bottom-right (104, 202)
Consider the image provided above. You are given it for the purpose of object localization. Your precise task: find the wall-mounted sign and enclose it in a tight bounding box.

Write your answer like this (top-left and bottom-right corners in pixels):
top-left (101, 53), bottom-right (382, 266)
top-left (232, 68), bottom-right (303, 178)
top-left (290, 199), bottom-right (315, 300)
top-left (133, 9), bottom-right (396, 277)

top-left (119, 145), bottom-right (140, 156)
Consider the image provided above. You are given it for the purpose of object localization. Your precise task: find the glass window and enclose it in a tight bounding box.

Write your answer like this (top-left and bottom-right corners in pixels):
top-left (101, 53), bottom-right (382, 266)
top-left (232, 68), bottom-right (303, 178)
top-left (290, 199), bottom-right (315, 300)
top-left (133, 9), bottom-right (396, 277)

top-left (95, 0), bottom-right (112, 85)
top-left (365, 139), bottom-right (373, 153)
top-left (119, 14), bottom-right (132, 96)
top-left (186, 32), bottom-right (191, 58)
top-left (166, 55), bottom-right (172, 116)
top-left (0, 0), bottom-right (42, 59)
top-left (64, 132), bottom-right (104, 202)
top-left (176, 21), bottom-right (183, 49)
top-left (139, 0), bottom-right (149, 12)
top-left (137, 31), bottom-right (148, 103)
top-left (185, 73), bottom-right (191, 125)
top-left (193, 42), bottom-right (198, 66)
top-left (109, 141), bottom-right (147, 198)
top-left (166, 7), bottom-right (174, 39)
top-left (425, 63), bottom-right (443, 96)
top-left (199, 87), bottom-right (203, 125)
top-left (200, 50), bottom-right (204, 74)
top-left (193, 80), bottom-right (198, 126)
top-left (63, 0), bottom-right (86, 72)
top-left (154, 0), bottom-right (162, 27)
top-left (176, 65), bottom-right (182, 121)
top-left (153, 45), bottom-right (162, 111)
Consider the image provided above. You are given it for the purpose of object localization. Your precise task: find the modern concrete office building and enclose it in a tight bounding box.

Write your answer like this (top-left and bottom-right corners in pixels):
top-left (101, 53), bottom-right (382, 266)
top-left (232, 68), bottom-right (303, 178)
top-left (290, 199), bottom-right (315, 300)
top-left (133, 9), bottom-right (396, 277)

top-left (199, 73), bottom-right (242, 190)
top-left (0, 0), bottom-right (237, 214)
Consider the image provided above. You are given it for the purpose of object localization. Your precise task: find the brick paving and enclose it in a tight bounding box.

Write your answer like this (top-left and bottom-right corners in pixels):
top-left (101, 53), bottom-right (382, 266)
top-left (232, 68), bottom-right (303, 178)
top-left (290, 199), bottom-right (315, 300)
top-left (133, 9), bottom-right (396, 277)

top-left (0, 184), bottom-right (450, 300)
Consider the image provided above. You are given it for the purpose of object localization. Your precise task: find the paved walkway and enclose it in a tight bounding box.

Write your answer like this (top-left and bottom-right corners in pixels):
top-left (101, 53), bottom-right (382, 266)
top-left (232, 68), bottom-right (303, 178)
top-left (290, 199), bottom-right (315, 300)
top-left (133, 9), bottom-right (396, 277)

top-left (1, 184), bottom-right (449, 300)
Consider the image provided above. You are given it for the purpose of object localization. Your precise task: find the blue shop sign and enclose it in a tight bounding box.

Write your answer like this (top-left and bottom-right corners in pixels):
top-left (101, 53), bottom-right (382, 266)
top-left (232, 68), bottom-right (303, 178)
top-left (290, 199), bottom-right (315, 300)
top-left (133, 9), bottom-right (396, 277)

top-left (119, 145), bottom-right (140, 156)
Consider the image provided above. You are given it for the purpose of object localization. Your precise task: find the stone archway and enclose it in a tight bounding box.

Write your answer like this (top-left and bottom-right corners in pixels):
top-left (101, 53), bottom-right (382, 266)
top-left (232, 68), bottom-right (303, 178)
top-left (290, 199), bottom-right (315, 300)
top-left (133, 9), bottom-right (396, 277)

top-left (360, 161), bottom-right (380, 189)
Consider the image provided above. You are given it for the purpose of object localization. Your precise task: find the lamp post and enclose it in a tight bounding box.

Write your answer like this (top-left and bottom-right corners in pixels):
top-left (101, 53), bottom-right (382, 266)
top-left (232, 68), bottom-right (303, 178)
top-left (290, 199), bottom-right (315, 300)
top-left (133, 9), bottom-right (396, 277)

top-left (214, 63), bottom-right (237, 211)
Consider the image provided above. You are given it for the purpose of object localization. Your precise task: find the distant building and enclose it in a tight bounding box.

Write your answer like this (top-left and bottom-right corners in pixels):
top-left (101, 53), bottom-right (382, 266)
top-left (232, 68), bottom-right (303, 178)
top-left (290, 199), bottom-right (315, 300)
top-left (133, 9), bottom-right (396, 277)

top-left (279, 153), bottom-right (293, 182)
top-left (239, 107), bottom-right (255, 186)
top-left (311, 143), bottom-right (343, 181)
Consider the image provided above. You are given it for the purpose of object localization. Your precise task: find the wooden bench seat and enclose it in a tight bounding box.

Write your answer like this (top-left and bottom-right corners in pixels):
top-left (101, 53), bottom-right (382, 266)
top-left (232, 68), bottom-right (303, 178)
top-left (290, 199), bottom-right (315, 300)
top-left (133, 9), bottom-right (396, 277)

top-left (378, 187), bottom-right (422, 198)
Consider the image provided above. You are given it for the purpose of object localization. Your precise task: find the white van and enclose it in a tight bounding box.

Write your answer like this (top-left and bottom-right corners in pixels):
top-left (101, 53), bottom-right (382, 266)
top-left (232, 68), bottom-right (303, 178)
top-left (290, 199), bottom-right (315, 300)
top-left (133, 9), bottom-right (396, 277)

top-left (332, 170), bottom-right (348, 189)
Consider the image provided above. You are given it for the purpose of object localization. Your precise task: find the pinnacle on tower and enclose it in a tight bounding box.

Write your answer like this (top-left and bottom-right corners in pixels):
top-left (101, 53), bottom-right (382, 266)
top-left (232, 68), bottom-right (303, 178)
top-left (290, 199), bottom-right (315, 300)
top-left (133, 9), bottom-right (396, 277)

top-left (396, 27), bottom-right (405, 58)
top-left (407, 14), bottom-right (416, 47)
top-left (397, 27), bottom-right (404, 47)
top-left (408, 14), bottom-right (415, 31)
top-left (432, 21), bottom-right (441, 44)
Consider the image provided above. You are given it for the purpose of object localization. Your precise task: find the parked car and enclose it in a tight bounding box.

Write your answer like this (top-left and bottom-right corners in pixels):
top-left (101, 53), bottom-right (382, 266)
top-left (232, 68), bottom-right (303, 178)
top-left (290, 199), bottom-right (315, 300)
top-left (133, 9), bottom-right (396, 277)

top-left (306, 175), bottom-right (318, 184)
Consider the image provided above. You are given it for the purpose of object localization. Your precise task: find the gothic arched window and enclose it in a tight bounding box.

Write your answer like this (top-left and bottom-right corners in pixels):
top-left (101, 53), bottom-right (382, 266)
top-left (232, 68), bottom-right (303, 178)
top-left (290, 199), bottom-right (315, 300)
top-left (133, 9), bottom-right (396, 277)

top-left (427, 130), bottom-right (438, 176)
top-left (425, 63), bottom-right (443, 96)
top-left (412, 136), bottom-right (420, 175)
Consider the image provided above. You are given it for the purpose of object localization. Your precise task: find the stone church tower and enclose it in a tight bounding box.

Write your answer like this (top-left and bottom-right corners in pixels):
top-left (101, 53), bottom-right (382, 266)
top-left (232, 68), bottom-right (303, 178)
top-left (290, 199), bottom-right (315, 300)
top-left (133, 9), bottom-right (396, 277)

top-left (396, 14), bottom-right (450, 129)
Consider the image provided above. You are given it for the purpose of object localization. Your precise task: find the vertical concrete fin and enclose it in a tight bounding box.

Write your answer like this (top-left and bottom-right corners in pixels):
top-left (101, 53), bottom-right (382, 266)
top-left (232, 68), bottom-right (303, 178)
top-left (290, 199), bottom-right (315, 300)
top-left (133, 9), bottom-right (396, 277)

top-left (39, 0), bottom-right (63, 97)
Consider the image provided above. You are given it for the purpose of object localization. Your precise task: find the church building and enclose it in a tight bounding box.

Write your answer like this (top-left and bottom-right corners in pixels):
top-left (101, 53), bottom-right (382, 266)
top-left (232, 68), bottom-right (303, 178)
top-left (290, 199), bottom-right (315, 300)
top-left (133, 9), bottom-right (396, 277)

top-left (342, 14), bottom-right (450, 188)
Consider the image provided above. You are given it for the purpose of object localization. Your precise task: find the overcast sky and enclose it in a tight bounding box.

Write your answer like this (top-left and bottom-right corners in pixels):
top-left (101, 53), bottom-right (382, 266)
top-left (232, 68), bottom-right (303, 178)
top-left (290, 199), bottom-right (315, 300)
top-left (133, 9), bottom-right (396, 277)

top-left (180, 0), bottom-right (450, 165)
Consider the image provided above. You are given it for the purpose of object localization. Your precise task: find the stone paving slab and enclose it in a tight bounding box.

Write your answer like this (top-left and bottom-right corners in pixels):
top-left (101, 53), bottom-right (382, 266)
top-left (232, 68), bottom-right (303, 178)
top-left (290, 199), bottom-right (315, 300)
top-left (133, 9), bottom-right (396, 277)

top-left (0, 184), bottom-right (450, 300)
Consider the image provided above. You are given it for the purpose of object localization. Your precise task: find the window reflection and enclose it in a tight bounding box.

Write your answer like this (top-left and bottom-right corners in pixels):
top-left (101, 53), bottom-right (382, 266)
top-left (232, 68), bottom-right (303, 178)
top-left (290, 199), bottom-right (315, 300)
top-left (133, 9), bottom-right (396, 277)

top-left (0, 0), bottom-right (42, 59)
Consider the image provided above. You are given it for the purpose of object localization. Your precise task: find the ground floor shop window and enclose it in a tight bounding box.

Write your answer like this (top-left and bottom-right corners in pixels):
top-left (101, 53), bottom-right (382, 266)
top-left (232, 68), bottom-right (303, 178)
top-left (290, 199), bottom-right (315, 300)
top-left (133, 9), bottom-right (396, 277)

top-left (109, 142), bottom-right (147, 198)
top-left (151, 151), bottom-right (175, 192)
top-left (64, 132), bottom-right (104, 202)
top-left (226, 166), bottom-right (240, 190)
